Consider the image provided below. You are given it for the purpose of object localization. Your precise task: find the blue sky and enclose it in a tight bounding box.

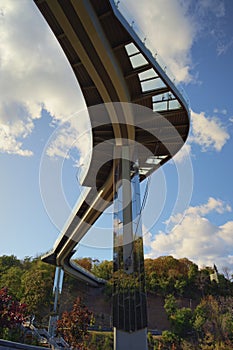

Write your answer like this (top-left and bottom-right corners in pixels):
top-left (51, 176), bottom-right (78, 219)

top-left (1, 0), bottom-right (233, 273)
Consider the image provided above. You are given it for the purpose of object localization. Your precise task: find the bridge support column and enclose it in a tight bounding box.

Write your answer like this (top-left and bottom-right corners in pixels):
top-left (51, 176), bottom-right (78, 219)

top-left (48, 266), bottom-right (64, 336)
top-left (113, 146), bottom-right (148, 350)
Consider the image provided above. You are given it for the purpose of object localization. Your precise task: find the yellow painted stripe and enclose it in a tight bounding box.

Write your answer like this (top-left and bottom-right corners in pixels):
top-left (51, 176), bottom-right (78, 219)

top-left (46, 0), bottom-right (122, 141)
top-left (71, 0), bottom-right (135, 141)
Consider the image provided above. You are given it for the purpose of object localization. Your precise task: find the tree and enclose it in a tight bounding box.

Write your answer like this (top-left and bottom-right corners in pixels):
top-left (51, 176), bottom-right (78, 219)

top-left (0, 256), bottom-right (23, 300)
top-left (171, 307), bottom-right (193, 338)
top-left (0, 266), bottom-right (24, 300)
top-left (57, 297), bottom-right (93, 349)
top-left (222, 266), bottom-right (231, 281)
top-left (164, 294), bottom-right (178, 317)
top-left (92, 260), bottom-right (113, 280)
top-left (164, 294), bottom-right (193, 339)
top-left (161, 330), bottom-right (179, 349)
top-left (20, 260), bottom-right (54, 321)
top-left (144, 256), bottom-right (199, 297)
top-left (74, 258), bottom-right (93, 271)
top-left (0, 255), bottom-right (21, 274)
top-left (195, 268), bottom-right (211, 296)
top-left (193, 295), bottom-right (233, 346)
top-left (0, 287), bottom-right (27, 340)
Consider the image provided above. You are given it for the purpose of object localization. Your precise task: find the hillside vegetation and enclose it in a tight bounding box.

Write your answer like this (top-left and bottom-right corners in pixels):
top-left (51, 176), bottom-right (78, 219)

top-left (0, 254), bottom-right (232, 349)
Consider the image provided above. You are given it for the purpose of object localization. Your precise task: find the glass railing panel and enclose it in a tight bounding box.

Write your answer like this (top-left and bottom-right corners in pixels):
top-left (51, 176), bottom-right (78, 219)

top-left (114, 0), bottom-right (190, 109)
top-left (141, 78), bottom-right (166, 92)
top-left (125, 42), bottom-right (139, 55)
top-left (153, 101), bottom-right (168, 112)
top-left (138, 68), bottom-right (158, 80)
top-left (129, 53), bottom-right (149, 68)
top-left (152, 93), bottom-right (164, 102)
top-left (168, 99), bottom-right (182, 110)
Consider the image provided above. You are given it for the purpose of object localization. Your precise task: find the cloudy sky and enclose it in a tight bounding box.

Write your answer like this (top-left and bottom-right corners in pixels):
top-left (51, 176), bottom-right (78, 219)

top-left (1, 0), bottom-right (233, 273)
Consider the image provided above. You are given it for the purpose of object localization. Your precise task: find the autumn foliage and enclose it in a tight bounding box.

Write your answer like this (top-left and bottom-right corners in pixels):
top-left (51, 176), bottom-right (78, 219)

top-left (0, 287), bottom-right (27, 338)
top-left (57, 297), bottom-right (93, 349)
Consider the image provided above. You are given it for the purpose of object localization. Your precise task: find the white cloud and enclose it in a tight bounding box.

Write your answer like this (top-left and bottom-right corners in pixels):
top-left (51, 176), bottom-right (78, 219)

top-left (0, 0), bottom-right (86, 156)
top-left (167, 197), bottom-right (231, 227)
top-left (187, 197), bottom-right (231, 216)
top-left (45, 116), bottom-right (92, 165)
top-left (213, 108), bottom-right (227, 115)
top-left (195, 0), bottom-right (225, 18)
top-left (0, 103), bottom-right (34, 156)
top-left (194, 0), bottom-right (232, 56)
top-left (0, 123), bottom-right (33, 157)
top-left (0, 1), bottom-right (230, 159)
top-left (121, 0), bottom-right (196, 83)
top-left (143, 224), bottom-right (153, 247)
top-left (173, 143), bottom-right (192, 164)
top-left (173, 107), bottom-right (230, 164)
top-left (122, 0), bottom-right (230, 82)
top-left (217, 37), bottom-right (233, 56)
top-left (145, 197), bottom-right (233, 271)
top-left (190, 110), bottom-right (230, 152)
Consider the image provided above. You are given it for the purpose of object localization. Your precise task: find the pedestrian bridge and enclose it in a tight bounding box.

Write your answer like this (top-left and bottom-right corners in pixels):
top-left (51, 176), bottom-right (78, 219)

top-left (34, 0), bottom-right (190, 287)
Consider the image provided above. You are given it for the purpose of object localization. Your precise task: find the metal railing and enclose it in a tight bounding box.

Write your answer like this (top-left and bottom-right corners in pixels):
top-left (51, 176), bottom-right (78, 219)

top-left (113, 0), bottom-right (190, 108)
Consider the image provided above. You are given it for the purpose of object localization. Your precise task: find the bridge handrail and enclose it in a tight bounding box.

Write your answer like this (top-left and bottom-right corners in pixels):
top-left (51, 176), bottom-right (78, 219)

top-left (112, 0), bottom-right (190, 109)
top-left (69, 259), bottom-right (106, 284)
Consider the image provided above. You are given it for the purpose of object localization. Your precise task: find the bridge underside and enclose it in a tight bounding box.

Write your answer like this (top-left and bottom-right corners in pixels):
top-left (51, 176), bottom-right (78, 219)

top-left (34, 0), bottom-right (189, 286)
top-left (34, 1), bottom-right (190, 348)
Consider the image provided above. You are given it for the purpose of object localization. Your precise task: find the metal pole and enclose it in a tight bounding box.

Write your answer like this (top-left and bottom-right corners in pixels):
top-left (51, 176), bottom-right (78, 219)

top-left (113, 145), bottom-right (148, 350)
top-left (48, 266), bottom-right (64, 337)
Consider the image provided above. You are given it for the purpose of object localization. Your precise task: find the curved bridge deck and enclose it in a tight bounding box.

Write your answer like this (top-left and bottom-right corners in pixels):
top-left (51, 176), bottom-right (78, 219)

top-left (34, 0), bottom-right (190, 287)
